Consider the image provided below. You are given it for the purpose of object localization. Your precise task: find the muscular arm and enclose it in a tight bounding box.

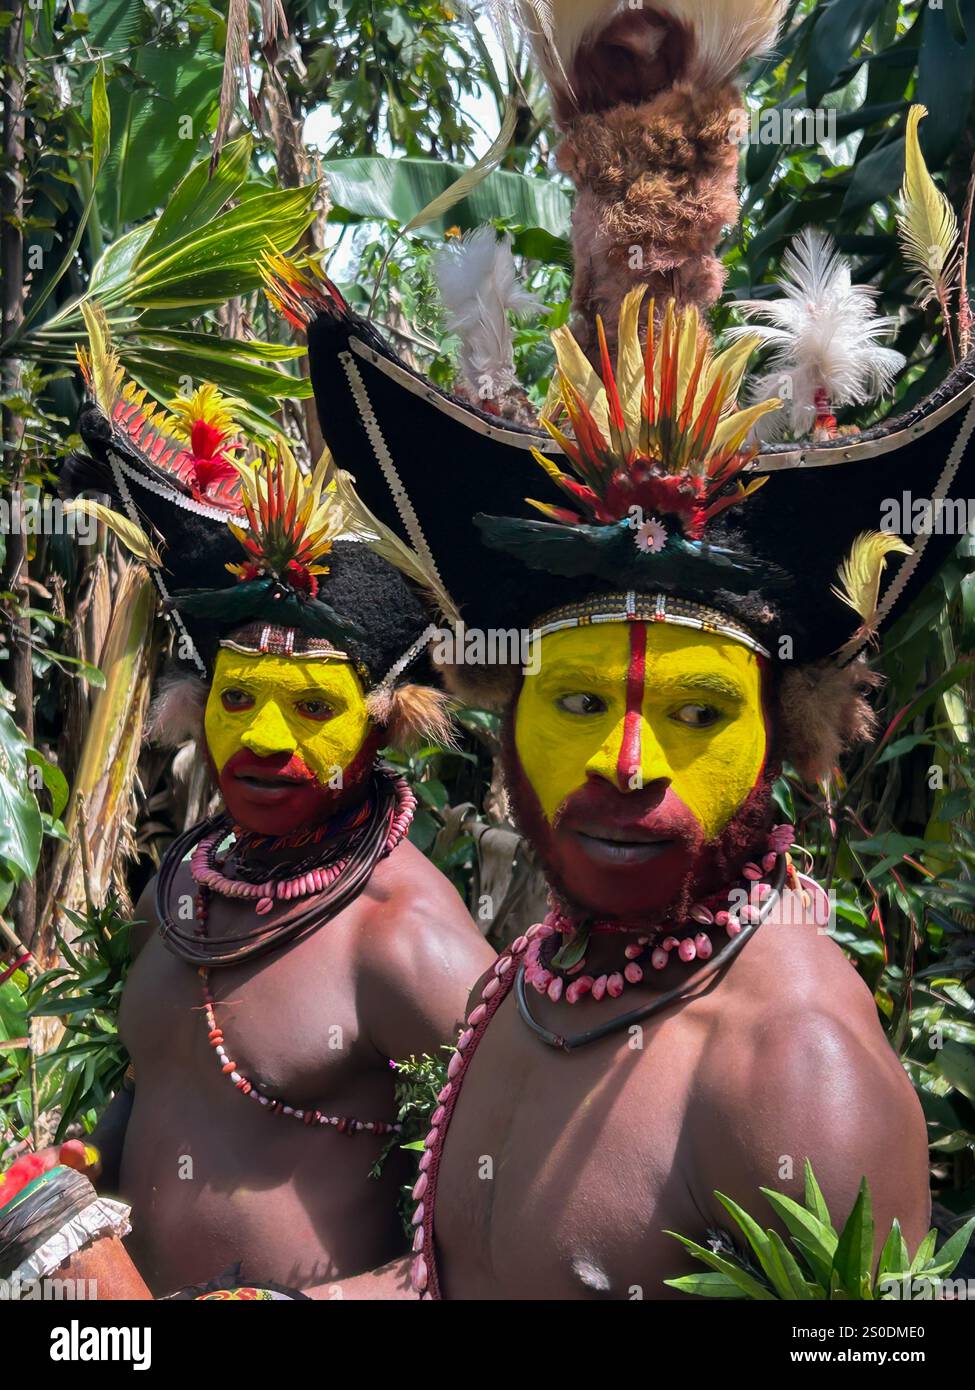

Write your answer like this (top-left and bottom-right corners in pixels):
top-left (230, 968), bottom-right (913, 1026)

top-left (359, 842), bottom-right (496, 1062)
top-left (305, 1255), bottom-right (417, 1300)
top-left (687, 1004), bottom-right (931, 1265)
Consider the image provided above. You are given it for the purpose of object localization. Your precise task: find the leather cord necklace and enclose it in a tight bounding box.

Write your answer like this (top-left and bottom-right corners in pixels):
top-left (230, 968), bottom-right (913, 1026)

top-left (156, 766), bottom-right (401, 967)
top-left (514, 854), bottom-right (788, 1051)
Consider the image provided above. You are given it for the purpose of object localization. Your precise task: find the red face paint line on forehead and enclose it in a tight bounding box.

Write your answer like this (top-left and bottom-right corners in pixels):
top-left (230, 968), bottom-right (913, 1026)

top-left (617, 621), bottom-right (648, 790)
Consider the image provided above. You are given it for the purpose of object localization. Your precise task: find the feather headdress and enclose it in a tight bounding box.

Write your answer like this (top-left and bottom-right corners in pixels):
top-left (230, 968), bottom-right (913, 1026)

top-left (532, 288), bottom-right (778, 534)
top-left (491, 0), bottom-right (786, 100)
top-left (434, 228), bottom-right (541, 419)
top-left (730, 228), bottom-right (906, 440)
top-left (75, 303), bottom-right (246, 511)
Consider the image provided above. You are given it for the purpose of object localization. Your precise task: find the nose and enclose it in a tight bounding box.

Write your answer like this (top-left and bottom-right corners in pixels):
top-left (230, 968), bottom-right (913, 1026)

top-left (240, 701), bottom-right (298, 758)
top-left (585, 712), bottom-right (672, 794)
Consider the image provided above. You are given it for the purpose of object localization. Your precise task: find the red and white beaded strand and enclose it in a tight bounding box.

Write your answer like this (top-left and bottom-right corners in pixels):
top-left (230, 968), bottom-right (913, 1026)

top-left (190, 781), bottom-right (416, 1137)
top-left (524, 823), bottom-right (796, 1005)
top-left (190, 776), bottom-right (417, 916)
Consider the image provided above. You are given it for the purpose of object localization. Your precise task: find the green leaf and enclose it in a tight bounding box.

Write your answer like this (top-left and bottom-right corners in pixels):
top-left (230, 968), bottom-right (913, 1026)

top-left (662, 1272), bottom-right (745, 1298)
top-left (323, 156), bottom-right (572, 241)
top-left (91, 63), bottom-right (110, 178)
top-left (715, 1193), bottom-right (796, 1299)
top-left (909, 1228), bottom-right (938, 1274)
top-left (920, 1216), bottom-right (975, 1278)
top-left (98, 46), bottom-right (224, 235)
top-left (129, 186), bottom-right (317, 305)
top-left (25, 749), bottom-right (69, 818)
top-left (142, 134), bottom-right (253, 260)
top-left (807, 0), bottom-right (884, 107)
top-left (916, 0), bottom-right (975, 165)
top-left (842, 136), bottom-right (905, 216)
top-left (760, 1186), bottom-right (839, 1273)
top-left (766, 1228), bottom-right (818, 1299)
top-left (804, 1159), bottom-right (832, 1227)
top-left (0, 709), bottom-right (43, 881)
top-left (665, 1231), bottom-right (776, 1300)
top-left (932, 1039), bottom-right (975, 1101)
top-left (832, 1179), bottom-right (875, 1298)
top-left (877, 1218), bottom-right (911, 1280)
top-left (88, 224), bottom-right (155, 300)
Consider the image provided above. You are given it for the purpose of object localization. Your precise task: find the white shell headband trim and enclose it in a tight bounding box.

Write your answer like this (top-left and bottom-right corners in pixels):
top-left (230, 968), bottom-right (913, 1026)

top-left (532, 591), bottom-right (771, 659)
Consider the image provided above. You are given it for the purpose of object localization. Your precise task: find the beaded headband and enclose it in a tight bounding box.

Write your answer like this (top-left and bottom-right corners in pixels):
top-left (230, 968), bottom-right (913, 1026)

top-left (532, 591), bottom-right (771, 660)
top-left (218, 622), bottom-right (373, 689)
top-left (219, 623), bottom-right (351, 660)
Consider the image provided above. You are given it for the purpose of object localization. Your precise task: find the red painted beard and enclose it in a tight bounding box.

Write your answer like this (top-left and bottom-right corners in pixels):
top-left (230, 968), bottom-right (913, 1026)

top-left (501, 713), bottom-right (778, 923)
top-left (211, 732), bottom-right (381, 835)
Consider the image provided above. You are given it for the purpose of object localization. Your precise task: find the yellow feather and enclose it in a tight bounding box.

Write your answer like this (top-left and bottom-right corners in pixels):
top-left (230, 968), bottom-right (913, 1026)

top-left (897, 105), bottom-right (960, 311)
top-left (709, 399), bottom-right (781, 459)
top-left (832, 531), bottom-right (913, 627)
top-left (550, 324), bottom-right (609, 438)
top-left (615, 286), bottom-right (647, 451)
top-left (63, 499), bottom-right (161, 567)
top-left (79, 302), bottom-right (124, 415)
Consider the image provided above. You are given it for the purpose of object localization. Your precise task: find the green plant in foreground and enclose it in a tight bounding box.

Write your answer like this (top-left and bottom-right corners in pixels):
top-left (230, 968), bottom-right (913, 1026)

top-left (666, 1160), bottom-right (975, 1300)
top-left (22, 897), bottom-right (134, 1143)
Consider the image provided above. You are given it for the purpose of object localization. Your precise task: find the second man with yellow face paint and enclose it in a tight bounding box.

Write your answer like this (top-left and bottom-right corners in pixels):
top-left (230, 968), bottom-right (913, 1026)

top-left (60, 399), bottom-right (493, 1298)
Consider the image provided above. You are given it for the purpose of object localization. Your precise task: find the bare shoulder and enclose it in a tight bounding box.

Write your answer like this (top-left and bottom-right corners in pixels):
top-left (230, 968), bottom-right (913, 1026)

top-left (130, 873), bottom-right (162, 960)
top-left (686, 898), bottom-right (930, 1250)
top-left (356, 840), bottom-right (495, 1058)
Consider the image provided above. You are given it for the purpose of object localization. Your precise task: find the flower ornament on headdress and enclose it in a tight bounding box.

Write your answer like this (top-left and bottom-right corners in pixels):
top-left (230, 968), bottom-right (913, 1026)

top-left (166, 383), bottom-right (244, 499)
top-left (477, 290), bottom-right (784, 597)
top-left (227, 440), bottom-right (342, 597)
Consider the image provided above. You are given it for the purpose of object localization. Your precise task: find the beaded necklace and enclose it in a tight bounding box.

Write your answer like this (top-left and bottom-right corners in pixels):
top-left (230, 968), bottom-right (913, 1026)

top-left (523, 822), bottom-right (796, 1005)
top-left (175, 769), bottom-right (416, 1137)
top-left (157, 767), bottom-right (412, 966)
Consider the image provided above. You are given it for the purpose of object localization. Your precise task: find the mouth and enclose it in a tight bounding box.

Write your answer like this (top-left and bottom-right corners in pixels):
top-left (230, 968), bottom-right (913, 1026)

top-left (233, 771), bottom-right (311, 788)
top-left (223, 752), bottom-right (318, 796)
top-left (569, 828), bottom-right (679, 866)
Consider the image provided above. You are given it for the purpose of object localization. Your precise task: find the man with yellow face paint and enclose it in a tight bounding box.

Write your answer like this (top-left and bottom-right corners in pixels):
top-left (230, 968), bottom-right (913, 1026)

top-left (60, 408), bottom-right (493, 1299)
top-left (513, 621), bottom-right (770, 921)
top-left (298, 268), bottom-right (932, 1301)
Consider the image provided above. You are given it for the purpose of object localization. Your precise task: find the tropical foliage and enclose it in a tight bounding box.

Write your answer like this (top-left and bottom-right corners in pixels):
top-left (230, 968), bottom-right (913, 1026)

top-left (667, 1160), bottom-right (975, 1300)
top-left (0, 0), bottom-right (972, 1285)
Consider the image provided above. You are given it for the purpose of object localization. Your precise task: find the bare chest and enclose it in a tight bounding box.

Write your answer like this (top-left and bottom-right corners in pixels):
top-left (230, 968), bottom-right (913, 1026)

top-left (433, 989), bottom-right (709, 1300)
top-left (120, 894), bottom-right (374, 1105)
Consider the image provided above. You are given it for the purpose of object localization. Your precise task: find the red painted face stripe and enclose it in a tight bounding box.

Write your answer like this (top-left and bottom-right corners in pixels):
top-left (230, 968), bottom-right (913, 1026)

top-left (617, 622), bottom-right (647, 789)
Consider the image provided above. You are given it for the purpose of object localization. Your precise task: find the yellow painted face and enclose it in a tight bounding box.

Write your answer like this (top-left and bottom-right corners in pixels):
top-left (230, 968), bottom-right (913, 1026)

top-left (514, 622), bottom-right (767, 841)
top-left (205, 649), bottom-right (372, 785)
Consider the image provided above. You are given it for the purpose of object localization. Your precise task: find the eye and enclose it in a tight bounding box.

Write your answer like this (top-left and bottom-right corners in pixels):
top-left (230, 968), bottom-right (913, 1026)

top-left (670, 703), bottom-right (722, 728)
top-left (557, 692), bottom-right (608, 716)
top-left (220, 688), bottom-right (254, 712)
top-left (296, 698), bottom-right (335, 722)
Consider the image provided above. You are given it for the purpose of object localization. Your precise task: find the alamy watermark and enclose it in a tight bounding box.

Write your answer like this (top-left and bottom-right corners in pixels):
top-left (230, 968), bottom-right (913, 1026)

top-left (880, 492), bottom-right (975, 537)
top-left (429, 621), bottom-right (540, 675)
top-left (729, 106), bottom-right (837, 148)
top-left (0, 494), bottom-right (97, 545)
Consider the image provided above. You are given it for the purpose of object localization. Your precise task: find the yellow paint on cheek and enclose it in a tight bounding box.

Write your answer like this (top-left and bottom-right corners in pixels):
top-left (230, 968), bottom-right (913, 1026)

top-left (204, 650), bottom-right (372, 784)
top-left (514, 623), bottom-right (767, 840)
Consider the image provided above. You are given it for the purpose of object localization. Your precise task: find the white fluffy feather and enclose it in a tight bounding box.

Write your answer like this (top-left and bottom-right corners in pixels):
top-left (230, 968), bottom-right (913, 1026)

top-left (489, 0), bottom-right (786, 90)
top-left (730, 228), bottom-right (905, 440)
top-left (434, 228), bottom-right (541, 402)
